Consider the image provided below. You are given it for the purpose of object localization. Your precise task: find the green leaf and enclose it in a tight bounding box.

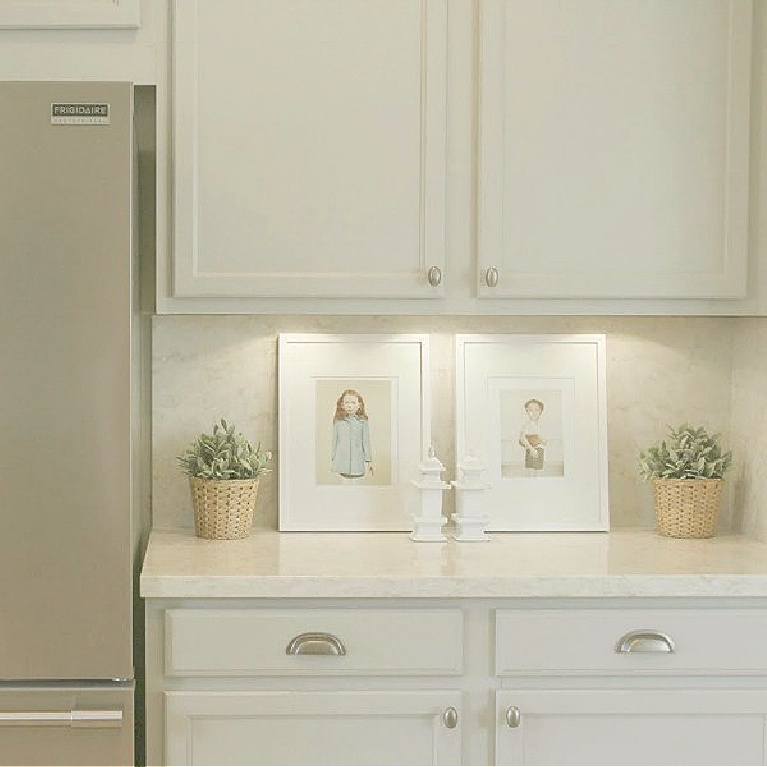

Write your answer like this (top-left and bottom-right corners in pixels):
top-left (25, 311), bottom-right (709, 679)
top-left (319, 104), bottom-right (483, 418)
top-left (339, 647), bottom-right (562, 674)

top-left (638, 424), bottom-right (732, 481)
top-left (177, 419), bottom-right (272, 479)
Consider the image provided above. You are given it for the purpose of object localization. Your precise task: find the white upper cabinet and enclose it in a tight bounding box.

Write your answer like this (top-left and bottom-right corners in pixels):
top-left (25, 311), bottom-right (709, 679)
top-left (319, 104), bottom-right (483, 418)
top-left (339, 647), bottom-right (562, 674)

top-left (477, 0), bottom-right (753, 300)
top-left (172, 0), bottom-right (447, 299)
top-left (166, 0), bottom-right (763, 312)
top-left (0, 0), bottom-right (139, 28)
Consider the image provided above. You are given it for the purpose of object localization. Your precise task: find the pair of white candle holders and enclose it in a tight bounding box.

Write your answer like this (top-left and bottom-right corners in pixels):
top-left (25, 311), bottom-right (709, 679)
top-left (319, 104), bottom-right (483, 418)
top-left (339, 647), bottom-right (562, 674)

top-left (410, 450), bottom-right (491, 542)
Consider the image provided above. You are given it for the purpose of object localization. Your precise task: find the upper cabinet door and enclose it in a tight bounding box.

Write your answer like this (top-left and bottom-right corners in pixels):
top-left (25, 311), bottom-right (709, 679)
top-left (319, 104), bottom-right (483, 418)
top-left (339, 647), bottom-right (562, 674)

top-left (172, 0), bottom-right (447, 299)
top-left (478, 0), bottom-right (752, 299)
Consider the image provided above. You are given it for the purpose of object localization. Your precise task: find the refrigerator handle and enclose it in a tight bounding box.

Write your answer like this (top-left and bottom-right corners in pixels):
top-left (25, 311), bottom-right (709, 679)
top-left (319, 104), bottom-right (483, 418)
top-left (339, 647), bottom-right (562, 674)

top-left (0, 709), bottom-right (123, 728)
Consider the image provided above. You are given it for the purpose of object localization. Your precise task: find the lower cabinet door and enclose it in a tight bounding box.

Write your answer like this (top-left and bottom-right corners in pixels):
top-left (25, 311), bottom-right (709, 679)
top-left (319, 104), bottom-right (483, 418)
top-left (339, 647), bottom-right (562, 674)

top-left (496, 689), bottom-right (767, 766)
top-left (165, 690), bottom-right (462, 766)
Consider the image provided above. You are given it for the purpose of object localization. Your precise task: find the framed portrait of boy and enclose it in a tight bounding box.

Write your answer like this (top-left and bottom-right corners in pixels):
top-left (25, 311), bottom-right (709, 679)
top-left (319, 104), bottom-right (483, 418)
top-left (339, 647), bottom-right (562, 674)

top-left (455, 334), bottom-right (609, 532)
top-left (278, 333), bottom-right (431, 531)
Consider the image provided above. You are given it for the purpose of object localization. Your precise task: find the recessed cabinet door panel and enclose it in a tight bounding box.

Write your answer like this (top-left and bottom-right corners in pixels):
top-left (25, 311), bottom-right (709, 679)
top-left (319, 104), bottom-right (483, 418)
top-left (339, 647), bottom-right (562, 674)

top-left (495, 689), bottom-right (767, 765)
top-left (173, 0), bottom-right (447, 299)
top-left (165, 691), bottom-right (461, 766)
top-left (478, 0), bottom-right (751, 299)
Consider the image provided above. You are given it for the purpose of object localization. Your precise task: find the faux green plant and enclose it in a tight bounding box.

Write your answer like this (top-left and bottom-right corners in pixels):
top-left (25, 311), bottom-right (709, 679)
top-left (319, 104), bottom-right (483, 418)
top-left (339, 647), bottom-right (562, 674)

top-left (178, 419), bottom-right (271, 480)
top-left (639, 423), bottom-right (732, 481)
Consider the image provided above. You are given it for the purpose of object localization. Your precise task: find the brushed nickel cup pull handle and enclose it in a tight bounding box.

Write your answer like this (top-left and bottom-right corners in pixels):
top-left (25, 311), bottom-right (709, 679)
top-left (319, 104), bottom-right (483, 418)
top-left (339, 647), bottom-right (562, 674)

top-left (286, 632), bottom-right (346, 656)
top-left (505, 705), bottom-right (521, 728)
top-left (616, 630), bottom-right (675, 654)
top-left (442, 706), bottom-right (458, 729)
top-left (427, 265), bottom-right (442, 287)
top-left (484, 266), bottom-right (499, 288)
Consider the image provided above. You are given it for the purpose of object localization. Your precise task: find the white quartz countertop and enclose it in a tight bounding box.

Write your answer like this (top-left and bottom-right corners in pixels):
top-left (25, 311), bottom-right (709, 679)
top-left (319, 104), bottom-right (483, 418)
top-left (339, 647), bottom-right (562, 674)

top-left (139, 528), bottom-right (767, 599)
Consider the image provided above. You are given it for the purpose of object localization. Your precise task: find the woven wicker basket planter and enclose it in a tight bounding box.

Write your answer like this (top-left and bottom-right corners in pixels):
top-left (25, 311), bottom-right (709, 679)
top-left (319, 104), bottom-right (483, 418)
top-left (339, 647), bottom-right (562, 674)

top-left (652, 478), bottom-right (723, 539)
top-left (190, 477), bottom-right (259, 540)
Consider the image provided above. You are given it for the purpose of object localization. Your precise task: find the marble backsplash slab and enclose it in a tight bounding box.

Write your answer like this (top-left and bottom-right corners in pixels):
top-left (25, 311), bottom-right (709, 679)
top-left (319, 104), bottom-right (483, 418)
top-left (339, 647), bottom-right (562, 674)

top-left (731, 319), bottom-right (767, 541)
top-left (151, 316), bottom-right (758, 535)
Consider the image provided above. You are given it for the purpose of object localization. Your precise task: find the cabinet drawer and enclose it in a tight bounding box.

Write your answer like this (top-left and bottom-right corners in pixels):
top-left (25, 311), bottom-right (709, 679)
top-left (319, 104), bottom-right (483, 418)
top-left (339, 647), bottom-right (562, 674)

top-left (166, 608), bottom-right (463, 676)
top-left (496, 608), bottom-right (767, 675)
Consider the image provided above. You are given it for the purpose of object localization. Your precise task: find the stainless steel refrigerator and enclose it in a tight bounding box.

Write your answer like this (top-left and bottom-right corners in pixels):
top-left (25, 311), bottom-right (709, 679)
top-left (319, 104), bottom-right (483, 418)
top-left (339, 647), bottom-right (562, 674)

top-left (0, 82), bottom-right (138, 765)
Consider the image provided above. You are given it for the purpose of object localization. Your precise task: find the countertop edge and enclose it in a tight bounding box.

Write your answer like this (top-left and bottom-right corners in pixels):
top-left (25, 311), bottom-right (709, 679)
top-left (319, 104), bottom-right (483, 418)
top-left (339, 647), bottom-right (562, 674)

top-left (139, 574), bottom-right (767, 600)
top-left (140, 529), bottom-right (767, 599)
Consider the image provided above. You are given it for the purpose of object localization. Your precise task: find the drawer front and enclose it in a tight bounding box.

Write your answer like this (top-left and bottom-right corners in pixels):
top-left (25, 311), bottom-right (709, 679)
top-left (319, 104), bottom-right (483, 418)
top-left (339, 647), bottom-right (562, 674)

top-left (166, 608), bottom-right (463, 676)
top-left (496, 608), bottom-right (767, 675)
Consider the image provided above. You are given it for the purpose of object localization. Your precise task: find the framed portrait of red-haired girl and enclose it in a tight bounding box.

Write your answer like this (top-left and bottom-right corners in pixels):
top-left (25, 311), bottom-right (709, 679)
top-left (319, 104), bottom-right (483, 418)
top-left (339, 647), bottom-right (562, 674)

top-left (279, 334), bottom-right (430, 531)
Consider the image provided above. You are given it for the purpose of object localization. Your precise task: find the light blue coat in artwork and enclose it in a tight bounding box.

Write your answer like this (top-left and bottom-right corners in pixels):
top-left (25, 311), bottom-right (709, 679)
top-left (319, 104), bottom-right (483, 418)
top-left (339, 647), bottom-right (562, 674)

top-left (331, 415), bottom-right (371, 477)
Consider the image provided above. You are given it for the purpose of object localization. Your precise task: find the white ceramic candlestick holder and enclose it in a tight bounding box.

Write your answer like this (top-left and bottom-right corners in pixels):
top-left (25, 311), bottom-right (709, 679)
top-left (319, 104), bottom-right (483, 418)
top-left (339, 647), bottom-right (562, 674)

top-left (451, 454), bottom-right (491, 542)
top-left (410, 446), bottom-right (449, 542)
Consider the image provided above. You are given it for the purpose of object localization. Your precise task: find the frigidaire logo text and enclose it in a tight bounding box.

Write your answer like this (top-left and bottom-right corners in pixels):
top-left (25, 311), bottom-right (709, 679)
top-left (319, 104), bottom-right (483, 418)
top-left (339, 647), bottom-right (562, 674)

top-left (51, 103), bottom-right (110, 125)
top-left (52, 103), bottom-right (108, 117)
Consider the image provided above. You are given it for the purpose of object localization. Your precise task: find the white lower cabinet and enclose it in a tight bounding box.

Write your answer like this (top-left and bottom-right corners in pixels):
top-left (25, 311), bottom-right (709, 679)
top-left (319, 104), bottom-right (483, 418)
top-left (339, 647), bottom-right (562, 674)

top-left (495, 689), bottom-right (767, 766)
top-left (165, 690), bottom-right (461, 766)
top-left (145, 600), bottom-right (767, 765)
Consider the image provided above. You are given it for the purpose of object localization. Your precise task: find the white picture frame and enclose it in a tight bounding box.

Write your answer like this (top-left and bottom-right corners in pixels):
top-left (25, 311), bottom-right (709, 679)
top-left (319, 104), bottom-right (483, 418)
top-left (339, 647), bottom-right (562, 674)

top-left (456, 334), bottom-right (609, 532)
top-left (279, 334), bottom-right (430, 531)
top-left (0, 0), bottom-right (139, 28)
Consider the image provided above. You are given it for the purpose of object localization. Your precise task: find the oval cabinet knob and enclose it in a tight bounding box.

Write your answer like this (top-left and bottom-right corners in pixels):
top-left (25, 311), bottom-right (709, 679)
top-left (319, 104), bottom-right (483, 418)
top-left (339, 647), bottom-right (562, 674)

top-left (615, 630), bottom-right (675, 654)
top-left (484, 266), bottom-right (499, 288)
top-left (442, 706), bottom-right (458, 729)
top-left (427, 265), bottom-right (442, 287)
top-left (505, 705), bottom-right (521, 728)
top-left (285, 632), bottom-right (346, 656)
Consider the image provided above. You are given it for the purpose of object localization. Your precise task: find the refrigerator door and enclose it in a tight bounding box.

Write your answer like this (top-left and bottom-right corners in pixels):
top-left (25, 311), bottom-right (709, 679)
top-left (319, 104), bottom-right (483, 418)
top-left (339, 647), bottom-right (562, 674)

top-left (0, 685), bottom-right (133, 766)
top-left (0, 82), bottom-right (133, 680)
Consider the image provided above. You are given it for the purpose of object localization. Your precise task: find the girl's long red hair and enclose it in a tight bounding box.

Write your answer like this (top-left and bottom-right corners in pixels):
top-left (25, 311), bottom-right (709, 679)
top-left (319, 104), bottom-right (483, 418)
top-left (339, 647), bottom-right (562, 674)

top-left (334, 389), bottom-right (368, 421)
